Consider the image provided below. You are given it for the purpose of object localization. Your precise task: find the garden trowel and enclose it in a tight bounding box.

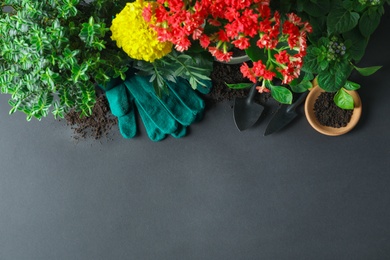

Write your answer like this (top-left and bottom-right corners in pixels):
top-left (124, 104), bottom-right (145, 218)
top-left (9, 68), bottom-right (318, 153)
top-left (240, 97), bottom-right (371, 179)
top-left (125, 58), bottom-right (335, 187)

top-left (264, 91), bottom-right (309, 136)
top-left (233, 83), bottom-right (264, 131)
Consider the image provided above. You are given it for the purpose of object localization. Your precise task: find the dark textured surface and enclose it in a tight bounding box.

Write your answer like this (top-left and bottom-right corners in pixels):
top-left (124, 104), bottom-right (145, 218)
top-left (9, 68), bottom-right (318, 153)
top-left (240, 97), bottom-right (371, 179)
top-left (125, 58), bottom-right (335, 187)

top-left (1, 14), bottom-right (390, 260)
top-left (314, 92), bottom-right (353, 128)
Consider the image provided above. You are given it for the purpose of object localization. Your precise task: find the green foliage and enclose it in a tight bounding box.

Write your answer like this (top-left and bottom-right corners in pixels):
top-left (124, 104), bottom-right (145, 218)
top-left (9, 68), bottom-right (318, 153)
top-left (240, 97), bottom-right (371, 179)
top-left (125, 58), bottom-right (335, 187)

top-left (344, 80), bottom-right (361, 91)
top-left (134, 50), bottom-right (213, 96)
top-left (353, 64), bottom-right (382, 76)
top-left (289, 76), bottom-right (313, 93)
top-left (266, 81), bottom-right (293, 104)
top-left (0, 0), bottom-right (129, 120)
top-left (281, 0), bottom-right (387, 109)
top-left (334, 88), bottom-right (354, 110)
top-left (225, 83), bottom-right (253, 89)
top-left (327, 4), bottom-right (360, 34)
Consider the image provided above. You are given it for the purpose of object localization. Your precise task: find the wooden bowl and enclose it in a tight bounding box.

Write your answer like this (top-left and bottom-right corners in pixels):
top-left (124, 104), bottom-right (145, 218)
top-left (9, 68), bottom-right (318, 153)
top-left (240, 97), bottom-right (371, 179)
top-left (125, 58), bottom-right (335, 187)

top-left (304, 85), bottom-right (362, 136)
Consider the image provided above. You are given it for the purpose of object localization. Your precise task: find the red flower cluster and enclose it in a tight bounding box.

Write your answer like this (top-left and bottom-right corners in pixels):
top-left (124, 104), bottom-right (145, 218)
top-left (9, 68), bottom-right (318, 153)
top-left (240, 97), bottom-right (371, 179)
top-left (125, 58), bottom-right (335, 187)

top-left (241, 11), bottom-right (312, 85)
top-left (143, 0), bottom-right (312, 88)
top-left (143, 0), bottom-right (271, 60)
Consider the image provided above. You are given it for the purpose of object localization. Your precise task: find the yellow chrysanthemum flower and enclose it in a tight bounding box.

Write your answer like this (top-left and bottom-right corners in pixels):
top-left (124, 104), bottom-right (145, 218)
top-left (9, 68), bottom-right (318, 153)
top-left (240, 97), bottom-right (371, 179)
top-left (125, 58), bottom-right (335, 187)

top-left (110, 0), bottom-right (172, 62)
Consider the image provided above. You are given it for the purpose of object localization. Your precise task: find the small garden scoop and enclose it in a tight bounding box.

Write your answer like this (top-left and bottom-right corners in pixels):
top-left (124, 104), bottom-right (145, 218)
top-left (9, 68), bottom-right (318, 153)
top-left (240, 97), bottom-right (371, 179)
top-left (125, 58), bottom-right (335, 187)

top-left (264, 91), bottom-right (309, 136)
top-left (233, 83), bottom-right (264, 131)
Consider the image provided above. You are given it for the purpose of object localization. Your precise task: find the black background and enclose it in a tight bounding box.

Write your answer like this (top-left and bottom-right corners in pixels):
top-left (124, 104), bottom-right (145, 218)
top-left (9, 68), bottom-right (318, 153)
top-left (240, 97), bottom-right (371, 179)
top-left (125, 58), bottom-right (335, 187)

top-left (1, 10), bottom-right (389, 260)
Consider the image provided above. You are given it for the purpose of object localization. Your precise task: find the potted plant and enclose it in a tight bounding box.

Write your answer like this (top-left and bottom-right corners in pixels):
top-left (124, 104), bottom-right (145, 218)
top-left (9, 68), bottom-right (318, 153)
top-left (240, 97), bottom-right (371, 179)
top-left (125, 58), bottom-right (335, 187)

top-left (144, 0), bottom-right (313, 105)
top-left (276, 0), bottom-right (389, 135)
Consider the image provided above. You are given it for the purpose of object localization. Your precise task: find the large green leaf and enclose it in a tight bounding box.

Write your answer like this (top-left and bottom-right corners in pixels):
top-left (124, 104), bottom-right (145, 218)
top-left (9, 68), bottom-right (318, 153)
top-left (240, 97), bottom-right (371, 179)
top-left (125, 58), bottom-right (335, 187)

top-left (303, 0), bottom-right (331, 17)
top-left (302, 46), bottom-right (321, 74)
top-left (327, 7), bottom-right (359, 34)
top-left (354, 65), bottom-right (382, 76)
top-left (269, 84), bottom-right (293, 104)
top-left (308, 15), bottom-right (327, 42)
top-left (342, 28), bottom-right (368, 62)
top-left (270, 0), bottom-right (292, 13)
top-left (317, 61), bottom-right (351, 92)
top-left (290, 80), bottom-right (312, 93)
top-left (334, 88), bottom-right (354, 109)
top-left (359, 8), bottom-right (381, 38)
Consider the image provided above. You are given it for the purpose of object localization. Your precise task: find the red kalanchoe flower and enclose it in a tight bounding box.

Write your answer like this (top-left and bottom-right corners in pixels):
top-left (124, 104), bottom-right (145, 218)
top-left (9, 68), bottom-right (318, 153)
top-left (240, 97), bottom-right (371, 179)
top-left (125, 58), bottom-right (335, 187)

top-left (217, 29), bottom-right (229, 42)
top-left (143, 0), bottom-right (311, 92)
top-left (240, 62), bottom-right (257, 83)
top-left (199, 34), bottom-right (211, 48)
top-left (241, 60), bottom-right (276, 83)
top-left (275, 50), bottom-right (290, 64)
top-left (283, 21), bottom-right (300, 49)
top-left (209, 47), bottom-right (232, 62)
top-left (232, 36), bottom-right (250, 50)
top-left (175, 36), bottom-right (191, 52)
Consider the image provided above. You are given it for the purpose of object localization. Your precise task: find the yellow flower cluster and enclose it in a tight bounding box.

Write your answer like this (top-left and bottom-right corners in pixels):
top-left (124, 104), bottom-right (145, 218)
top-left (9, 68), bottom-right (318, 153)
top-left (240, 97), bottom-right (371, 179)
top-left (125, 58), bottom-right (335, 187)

top-left (110, 0), bottom-right (172, 62)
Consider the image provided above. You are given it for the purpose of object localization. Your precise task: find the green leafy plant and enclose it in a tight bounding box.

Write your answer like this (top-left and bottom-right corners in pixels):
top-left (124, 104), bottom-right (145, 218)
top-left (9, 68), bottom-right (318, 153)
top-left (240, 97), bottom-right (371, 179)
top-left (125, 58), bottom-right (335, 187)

top-left (0, 0), bottom-right (129, 120)
top-left (134, 50), bottom-right (213, 97)
top-left (277, 0), bottom-right (389, 109)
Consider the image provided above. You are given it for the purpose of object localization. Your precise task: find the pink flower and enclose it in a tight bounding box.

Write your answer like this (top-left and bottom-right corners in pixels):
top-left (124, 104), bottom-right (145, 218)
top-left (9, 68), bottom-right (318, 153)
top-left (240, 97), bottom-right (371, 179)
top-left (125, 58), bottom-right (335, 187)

top-left (256, 85), bottom-right (270, 93)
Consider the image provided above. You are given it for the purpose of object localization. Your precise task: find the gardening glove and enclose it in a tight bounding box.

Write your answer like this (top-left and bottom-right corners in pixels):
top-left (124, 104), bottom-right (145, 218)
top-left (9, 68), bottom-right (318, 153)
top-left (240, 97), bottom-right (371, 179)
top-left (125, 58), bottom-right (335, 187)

top-left (104, 74), bottom-right (208, 141)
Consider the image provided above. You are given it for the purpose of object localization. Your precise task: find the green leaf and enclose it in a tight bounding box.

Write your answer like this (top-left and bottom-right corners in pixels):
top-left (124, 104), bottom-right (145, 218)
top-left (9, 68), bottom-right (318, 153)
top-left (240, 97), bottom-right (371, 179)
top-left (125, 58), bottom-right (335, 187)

top-left (245, 36), bottom-right (268, 63)
top-left (342, 28), bottom-right (368, 62)
top-left (319, 59), bottom-right (329, 71)
top-left (354, 65), bottom-right (382, 76)
top-left (303, 0), bottom-right (331, 17)
top-left (359, 9), bottom-right (381, 38)
top-left (225, 82), bottom-right (253, 89)
top-left (344, 80), bottom-right (360, 91)
top-left (92, 40), bottom-right (106, 51)
top-left (269, 85), bottom-right (293, 104)
top-left (290, 80), bottom-right (312, 93)
top-left (317, 66), bottom-right (349, 92)
top-left (317, 61), bottom-right (353, 92)
top-left (342, 0), bottom-right (355, 10)
top-left (189, 77), bottom-right (197, 90)
top-left (191, 71), bottom-right (211, 80)
top-left (302, 46), bottom-right (321, 74)
top-left (327, 7), bottom-right (360, 34)
top-left (308, 15), bottom-right (327, 42)
top-left (334, 88), bottom-right (354, 109)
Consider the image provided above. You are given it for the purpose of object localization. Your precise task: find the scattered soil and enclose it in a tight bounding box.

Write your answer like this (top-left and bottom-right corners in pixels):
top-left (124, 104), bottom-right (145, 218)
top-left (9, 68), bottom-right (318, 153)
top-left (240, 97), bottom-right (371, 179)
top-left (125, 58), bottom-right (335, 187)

top-left (314, 92), bottom-right (353, 128)
top-left (66, 61), bottom-right (271, 139)
top-left (65, 93), bottom-right (117, 140)
top-left (205, 61), bottom-right (270, 107)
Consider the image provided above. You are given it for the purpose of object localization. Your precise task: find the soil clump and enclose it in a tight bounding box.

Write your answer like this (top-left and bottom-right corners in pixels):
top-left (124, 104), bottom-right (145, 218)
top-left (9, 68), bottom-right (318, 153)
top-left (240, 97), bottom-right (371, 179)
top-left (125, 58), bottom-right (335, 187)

top-left (65, 94), bottom-right (117, 140)
top-left (314, 92), bottom-right (353, 128)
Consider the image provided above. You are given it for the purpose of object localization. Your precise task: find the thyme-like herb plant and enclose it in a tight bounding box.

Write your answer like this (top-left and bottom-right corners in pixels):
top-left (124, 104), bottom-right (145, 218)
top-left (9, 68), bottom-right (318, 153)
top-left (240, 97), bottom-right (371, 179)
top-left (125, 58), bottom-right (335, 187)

top-left (0, 0), bottom-right (129, 120)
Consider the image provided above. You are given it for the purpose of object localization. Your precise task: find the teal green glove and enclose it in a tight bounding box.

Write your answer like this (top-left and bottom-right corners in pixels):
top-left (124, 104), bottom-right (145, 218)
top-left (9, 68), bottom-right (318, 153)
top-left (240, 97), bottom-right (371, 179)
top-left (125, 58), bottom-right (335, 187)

top-left (105, 75), bottom-right (206, 141)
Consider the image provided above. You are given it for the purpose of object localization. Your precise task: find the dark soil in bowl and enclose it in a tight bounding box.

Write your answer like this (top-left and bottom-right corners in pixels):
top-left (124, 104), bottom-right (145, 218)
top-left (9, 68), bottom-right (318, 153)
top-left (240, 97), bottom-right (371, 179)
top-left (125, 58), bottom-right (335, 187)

top-left (314, 92), bottom-right (353, 128)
